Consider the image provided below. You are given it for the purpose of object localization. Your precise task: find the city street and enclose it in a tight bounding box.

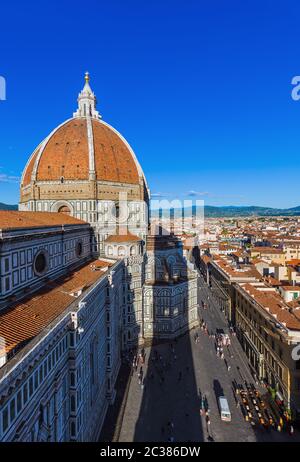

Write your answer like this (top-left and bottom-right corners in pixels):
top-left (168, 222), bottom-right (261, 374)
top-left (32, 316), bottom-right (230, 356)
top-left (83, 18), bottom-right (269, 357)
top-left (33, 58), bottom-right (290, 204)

top-left (114, 274), bottom-right (300, 442)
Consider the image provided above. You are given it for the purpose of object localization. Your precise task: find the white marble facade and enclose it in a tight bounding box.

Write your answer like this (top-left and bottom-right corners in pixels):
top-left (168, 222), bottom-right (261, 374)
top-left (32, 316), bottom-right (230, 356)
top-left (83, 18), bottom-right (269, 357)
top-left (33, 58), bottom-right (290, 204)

top-left (0, 261), bottom-right (123, 441)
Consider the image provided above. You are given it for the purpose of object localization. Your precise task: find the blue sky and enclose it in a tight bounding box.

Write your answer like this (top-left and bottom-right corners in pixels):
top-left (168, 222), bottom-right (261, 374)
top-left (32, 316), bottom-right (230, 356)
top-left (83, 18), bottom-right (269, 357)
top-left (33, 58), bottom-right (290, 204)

top-left (0, 0), bottom-right (300, 207)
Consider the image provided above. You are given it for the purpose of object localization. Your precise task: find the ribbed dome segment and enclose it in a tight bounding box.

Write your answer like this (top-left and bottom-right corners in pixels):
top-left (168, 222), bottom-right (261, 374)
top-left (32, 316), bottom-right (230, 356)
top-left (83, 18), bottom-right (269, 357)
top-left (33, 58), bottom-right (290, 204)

top-left (92, 119), bottom-right (139, 184)
top-left (21, 117), bottom-right (141, 186)
top-left (36, 119), bottom-right (89, 182)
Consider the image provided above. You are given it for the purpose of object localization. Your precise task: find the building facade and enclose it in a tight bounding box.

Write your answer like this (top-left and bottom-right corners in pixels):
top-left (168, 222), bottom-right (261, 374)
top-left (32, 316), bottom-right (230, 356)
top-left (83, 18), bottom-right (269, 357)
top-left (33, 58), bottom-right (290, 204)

top-left (235, 282), bottom-right (300, 415)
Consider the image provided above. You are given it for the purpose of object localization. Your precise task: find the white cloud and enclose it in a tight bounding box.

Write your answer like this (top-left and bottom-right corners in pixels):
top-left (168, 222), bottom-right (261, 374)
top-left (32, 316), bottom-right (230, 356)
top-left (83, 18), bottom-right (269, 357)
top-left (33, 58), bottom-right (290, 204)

top-left (151, 192), bottom-right (170, 198)
top-left (0, 173), bottom-right (20, 183)
top-left (187, 190), bottom-right (209, 197)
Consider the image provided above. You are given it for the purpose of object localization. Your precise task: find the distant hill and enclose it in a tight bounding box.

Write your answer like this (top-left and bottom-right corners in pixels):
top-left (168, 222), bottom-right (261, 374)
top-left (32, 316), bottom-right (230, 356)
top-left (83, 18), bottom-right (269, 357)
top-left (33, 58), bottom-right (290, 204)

top-left (1, 202), bottom-right (300, 218)
top-left (0, 203), bottom-right (18, 211)
top-left (151, 205), bottom-right (300, 218)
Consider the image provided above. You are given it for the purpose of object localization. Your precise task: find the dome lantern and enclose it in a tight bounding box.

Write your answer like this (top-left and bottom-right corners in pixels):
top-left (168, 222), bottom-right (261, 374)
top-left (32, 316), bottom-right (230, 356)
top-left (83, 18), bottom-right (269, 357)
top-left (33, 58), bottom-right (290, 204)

top-left (73, 72), bottom-right (101, 119)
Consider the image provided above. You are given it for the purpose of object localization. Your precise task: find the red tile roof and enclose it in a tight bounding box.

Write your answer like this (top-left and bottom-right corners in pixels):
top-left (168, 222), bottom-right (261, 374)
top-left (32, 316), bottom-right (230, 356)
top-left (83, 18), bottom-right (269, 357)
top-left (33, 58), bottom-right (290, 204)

top-left (105, 232), bottom-right (141, 243)
top-left (241, 283), bottom-right (300, 330)
top-left (0, 211), bottom-right (87, 230)
top-left (250, 247), bottom-right (284, 255)
top-left (0, 259), bottom-right (111, 356)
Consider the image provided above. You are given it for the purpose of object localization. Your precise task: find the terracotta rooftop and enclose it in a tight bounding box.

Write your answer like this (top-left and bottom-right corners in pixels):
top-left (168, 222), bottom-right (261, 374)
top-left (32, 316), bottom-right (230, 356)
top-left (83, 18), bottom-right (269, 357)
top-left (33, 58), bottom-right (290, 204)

top-left (264, 276), bottom-right (282, 287)
top-left (286, 259), bottom-right (300, 266)
top-left (0, 211), bottom-right (87, 231)
top-left (213, 255), bottom-right (261, 281)
top-left (241, 283), bottom-right (300, 331)
top-left (250, 247), bottom-right (284, 255)
top-left (281, 286), bottom-right (300, 291)
top-left (0, 259), bottom-right (111, 357)
top-left (105, 232), bottom-right (141, 243)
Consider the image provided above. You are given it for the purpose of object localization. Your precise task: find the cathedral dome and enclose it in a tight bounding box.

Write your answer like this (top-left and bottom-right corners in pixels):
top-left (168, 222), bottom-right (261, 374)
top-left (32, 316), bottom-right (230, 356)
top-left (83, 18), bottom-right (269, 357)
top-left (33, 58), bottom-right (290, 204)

top-left (20, 73), bottom-right (149, 204)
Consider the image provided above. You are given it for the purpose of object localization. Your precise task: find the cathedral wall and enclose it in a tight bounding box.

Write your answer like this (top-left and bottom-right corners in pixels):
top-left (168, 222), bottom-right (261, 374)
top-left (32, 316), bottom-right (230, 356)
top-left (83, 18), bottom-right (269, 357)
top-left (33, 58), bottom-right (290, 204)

top-left (0, 224), bottom-right (91, 306)
top-left (0, 260), bottom-right (124, 442)
top-left (19, 198), bottom-right (149, 254)
top-left (121, 255), bottom-right (145, 349)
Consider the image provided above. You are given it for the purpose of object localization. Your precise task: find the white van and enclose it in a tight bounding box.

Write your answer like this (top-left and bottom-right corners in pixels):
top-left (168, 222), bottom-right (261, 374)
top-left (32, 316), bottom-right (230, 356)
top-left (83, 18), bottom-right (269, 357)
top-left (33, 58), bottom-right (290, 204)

top-left (218, 396), bottom-right (231, 422)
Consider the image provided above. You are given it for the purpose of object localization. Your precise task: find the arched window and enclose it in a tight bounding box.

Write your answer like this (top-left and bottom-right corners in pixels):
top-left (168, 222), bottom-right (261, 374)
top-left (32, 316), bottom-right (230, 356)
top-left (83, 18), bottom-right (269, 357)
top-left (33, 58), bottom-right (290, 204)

top-left (118, 246), bottom-right (125, 257)
top-left (58, 205), bottom-right (71, 215)
top-left (113, 202), bottom-right (120, 221)
top-left (130, 246), bottom-right (136, 256)
top-left (107, 246), bottom-right (113, 256)
top-left (75, 240), bottom-right (83, 257)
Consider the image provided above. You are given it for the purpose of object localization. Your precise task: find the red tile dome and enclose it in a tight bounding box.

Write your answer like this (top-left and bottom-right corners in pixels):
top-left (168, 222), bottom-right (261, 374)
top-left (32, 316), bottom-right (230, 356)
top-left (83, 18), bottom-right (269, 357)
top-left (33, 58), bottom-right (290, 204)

top-left (21, 117), bottom-right (141, 186)
top-left (20, 74), bottom-right (149, 207)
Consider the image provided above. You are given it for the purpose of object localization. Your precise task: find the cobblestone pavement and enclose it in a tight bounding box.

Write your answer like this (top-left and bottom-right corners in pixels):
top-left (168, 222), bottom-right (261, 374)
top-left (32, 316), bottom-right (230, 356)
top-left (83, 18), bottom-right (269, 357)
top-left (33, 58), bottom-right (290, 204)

top-left (116, 275), bottom-right (300, 442)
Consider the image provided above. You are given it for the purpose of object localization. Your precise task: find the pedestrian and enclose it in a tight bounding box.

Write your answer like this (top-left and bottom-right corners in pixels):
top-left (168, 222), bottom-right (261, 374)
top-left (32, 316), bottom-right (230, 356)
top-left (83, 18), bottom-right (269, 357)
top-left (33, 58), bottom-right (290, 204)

top-left (168, 420), bottom-right (174, 430)
top-left (279, 417), bottom-right (283, 427)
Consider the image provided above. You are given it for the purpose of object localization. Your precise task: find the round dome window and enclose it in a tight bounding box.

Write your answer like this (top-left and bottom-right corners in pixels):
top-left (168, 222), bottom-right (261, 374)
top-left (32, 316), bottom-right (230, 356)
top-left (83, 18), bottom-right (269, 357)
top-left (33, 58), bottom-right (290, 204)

top-left (76, 240), bottom-right (83, 257)
top-left (33, 251), bottom-right (48, 276)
